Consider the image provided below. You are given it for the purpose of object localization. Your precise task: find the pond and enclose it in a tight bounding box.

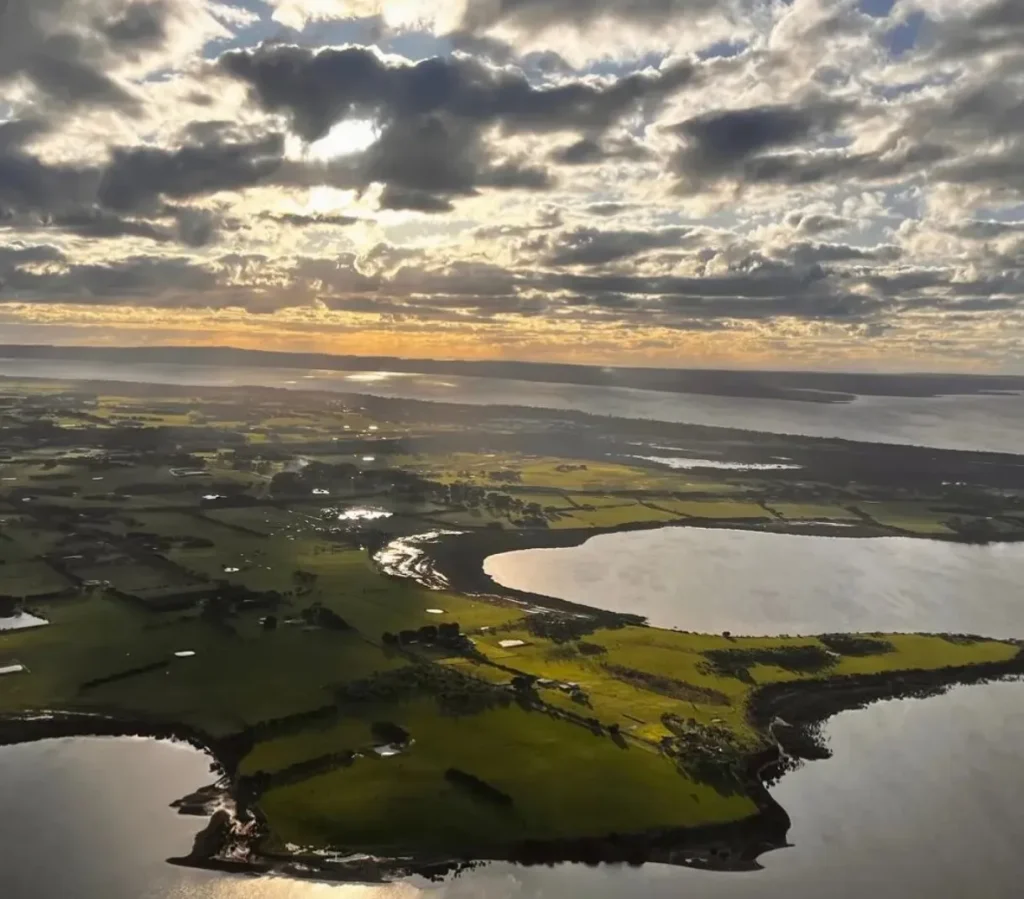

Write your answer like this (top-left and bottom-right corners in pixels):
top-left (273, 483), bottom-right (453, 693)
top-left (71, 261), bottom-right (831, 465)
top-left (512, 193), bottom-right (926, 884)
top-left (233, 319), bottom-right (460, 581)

top-left (2, 681), bottom-right (1023, 898)
top-left (484, 528), bottom-right (1024, 637)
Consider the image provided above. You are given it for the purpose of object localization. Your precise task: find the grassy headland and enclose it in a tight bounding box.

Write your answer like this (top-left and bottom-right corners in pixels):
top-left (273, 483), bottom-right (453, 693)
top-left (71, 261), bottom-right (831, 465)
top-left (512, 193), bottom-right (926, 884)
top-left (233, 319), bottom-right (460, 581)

top-left (1, 376), bottom-right (1023, 875)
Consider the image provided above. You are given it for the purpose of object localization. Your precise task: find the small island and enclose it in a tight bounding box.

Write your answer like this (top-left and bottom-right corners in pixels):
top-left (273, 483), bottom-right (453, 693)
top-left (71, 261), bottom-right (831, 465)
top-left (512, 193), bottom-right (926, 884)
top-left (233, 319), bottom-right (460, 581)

top-left (1, 375), bottom-right (1022, 878)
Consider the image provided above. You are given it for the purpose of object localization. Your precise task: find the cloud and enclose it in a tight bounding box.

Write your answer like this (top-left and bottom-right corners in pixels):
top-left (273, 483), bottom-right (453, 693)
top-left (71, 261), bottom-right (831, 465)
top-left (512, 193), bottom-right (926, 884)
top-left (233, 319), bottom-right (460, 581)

top-left (97, 132), bottom-right (285, 212)
top-left (378, 185), bottom-right (455, 212)
top-left (550, 135), bottom-right (653, 165)
top-left (0, 0), bottom-right (232, 114)
top-left (0, 142), bottom-right (98, 216)
top-left (38, 209), bottom-right (173, 242)
top-left (584, 202), bottom-right (634, 217)
top-left (785, 212), bottom-right (854, 236)
top-left (0, 246), bottom-right (218, 302)
top-left (0, 0), bottom-right (1023, 369)
top-left (546, 225), bottom-right (699, 266)
top-left (460, 0), bottom-right (721, 36)
top-left (0, 0), bottom-right (139, 110)
top-left (259, 211), bottom-right (360, 226)
top-left (219, 43), bottom-right (695, 141)
top-left (669, 100), bottom-right (850, 182)
top-left (101, 1), bottom-right (169, 47)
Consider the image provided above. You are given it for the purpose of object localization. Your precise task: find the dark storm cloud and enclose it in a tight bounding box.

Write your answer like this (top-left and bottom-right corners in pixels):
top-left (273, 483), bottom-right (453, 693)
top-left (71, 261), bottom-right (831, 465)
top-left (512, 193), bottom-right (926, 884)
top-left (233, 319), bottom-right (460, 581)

top-left (546, 225), bottom-right (699, 266)
top-left (218, 43), bottom-right (694, 142)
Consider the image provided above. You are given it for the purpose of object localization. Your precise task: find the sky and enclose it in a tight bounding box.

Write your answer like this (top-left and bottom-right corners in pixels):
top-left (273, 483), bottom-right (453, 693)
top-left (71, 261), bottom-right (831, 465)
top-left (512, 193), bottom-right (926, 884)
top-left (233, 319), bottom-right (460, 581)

top-left (0, 0), bottom-right (1022, 371)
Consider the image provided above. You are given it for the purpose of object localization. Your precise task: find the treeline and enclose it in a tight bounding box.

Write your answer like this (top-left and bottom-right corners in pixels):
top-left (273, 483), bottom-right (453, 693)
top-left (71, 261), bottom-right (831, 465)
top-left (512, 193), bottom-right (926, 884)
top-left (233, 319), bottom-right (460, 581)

top-left (80, 658), bottom-right (171, 690)
top-left (659, 713), bottom-right (747, 797)
top-left (335, 663), bottom-right (512, 717)
top-left (701, 645), bottom-right (834, 683)
top-left (818, 634), bottom-right (894, 657)
top-left (382, 621), bottom-right (465, 649)
top-left (523, 613), bottom-right (609, 643)
top-left (240, 750), bottom-right (356, 797)
top-left (444, 768), bottom-right (513, 807)
top-left (603, 664), bottom-right (730, 706)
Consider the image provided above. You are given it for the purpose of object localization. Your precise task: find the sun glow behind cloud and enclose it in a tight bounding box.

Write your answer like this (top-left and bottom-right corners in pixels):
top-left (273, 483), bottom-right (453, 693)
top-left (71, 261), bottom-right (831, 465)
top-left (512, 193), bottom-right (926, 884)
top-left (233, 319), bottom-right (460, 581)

top-left (285, 119), bottom-right (380, 162)
top-left (1, 0), bottom-right (1023, 370)
top-left (308, 120), bottom-right (380, 161)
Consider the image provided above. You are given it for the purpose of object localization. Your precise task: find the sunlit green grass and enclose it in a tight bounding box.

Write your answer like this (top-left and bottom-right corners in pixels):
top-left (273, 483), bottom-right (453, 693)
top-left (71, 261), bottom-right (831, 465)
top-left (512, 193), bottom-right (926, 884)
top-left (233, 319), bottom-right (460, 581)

top-left (259, 699), bottom-right (755, 853)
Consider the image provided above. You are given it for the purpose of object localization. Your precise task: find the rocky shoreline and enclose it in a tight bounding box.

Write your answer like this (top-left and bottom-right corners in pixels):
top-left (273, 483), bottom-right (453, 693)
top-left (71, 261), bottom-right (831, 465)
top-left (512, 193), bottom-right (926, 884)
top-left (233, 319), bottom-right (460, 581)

top-left (749, 648), bottom-right (1024, 762)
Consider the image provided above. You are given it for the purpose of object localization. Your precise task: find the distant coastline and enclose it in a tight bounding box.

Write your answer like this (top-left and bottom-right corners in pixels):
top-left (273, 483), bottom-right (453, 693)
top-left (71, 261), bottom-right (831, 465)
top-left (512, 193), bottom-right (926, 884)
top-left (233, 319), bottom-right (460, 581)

top-left (2, 343), bottom-right (1023, 404)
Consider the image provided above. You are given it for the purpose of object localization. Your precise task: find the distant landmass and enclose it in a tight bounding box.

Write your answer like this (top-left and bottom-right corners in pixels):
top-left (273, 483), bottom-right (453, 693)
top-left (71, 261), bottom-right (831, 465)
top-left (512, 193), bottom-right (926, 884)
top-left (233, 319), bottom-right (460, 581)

top-left (1, 344), bottom-right (1022, 404)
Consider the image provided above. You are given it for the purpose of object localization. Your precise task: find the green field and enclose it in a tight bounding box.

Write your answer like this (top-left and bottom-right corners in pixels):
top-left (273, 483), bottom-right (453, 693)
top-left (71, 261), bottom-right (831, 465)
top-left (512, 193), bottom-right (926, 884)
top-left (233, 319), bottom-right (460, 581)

top-left (1, 380), bottom-right (1022, 868)
top-left (764, 503), bottom-right (862, 521)
top-left (258, 699), bottom-right (754, 853)
top-left (856, 501), bottom-right (954, 534)
top-left (0, 560), bottom-right (71, 597)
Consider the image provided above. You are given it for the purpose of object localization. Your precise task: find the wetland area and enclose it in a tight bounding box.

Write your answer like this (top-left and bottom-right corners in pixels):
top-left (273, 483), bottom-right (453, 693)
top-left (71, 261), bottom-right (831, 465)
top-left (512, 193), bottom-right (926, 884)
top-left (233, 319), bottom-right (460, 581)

top-left (0, 359), bottom-right (1022, 897)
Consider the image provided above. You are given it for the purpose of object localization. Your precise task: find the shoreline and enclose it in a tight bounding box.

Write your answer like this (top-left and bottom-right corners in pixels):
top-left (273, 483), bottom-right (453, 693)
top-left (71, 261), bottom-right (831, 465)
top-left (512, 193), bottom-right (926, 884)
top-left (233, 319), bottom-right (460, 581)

top-left (748, 651), bottom-right (1024, 762)
top-left (5, 570), bottom-right (1024, 883)
top-left (5, 371), bottom-right (1024, 462)
top-left (417, 519), bottom-right (1024, 631)
top-left (4, 650), bottom-right (1023, 881)
top-left (5, 519), bottom-right (1024, 881)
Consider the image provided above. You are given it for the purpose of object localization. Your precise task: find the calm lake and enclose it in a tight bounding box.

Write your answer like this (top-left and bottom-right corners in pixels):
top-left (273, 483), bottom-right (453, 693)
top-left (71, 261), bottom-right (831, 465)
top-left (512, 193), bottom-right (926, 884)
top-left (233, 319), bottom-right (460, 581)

top-left (485, 528), bottom-right (1024, 637)
top-left (2, 681), bottom-right (1023, 898)
top-left (2, 357), bottom-right (1024, 454)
